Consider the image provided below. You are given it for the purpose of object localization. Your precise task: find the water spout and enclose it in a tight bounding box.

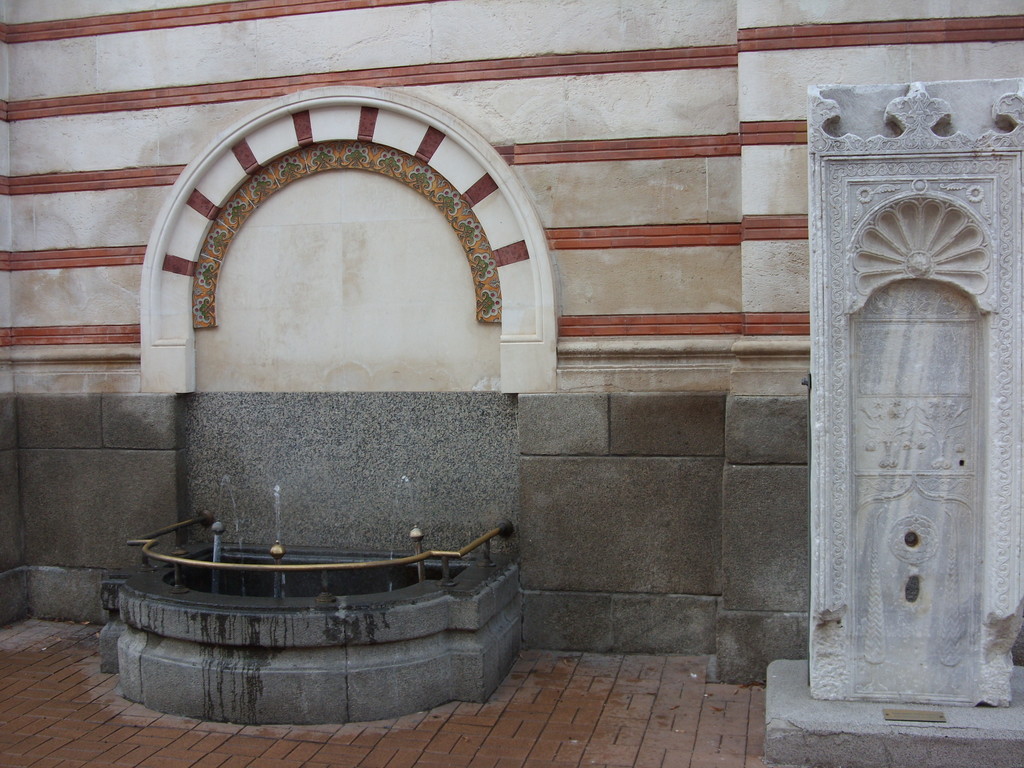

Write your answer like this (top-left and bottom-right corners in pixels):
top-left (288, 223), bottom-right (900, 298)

top-left (272, 484), bottom-right (285, 598)
top-left (273, 483), bottom-right (282, 544)
top-left (211, 521), bottom-right (224, 594)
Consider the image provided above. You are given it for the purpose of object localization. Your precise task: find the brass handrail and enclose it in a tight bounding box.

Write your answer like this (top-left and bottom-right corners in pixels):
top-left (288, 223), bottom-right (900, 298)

top-left (128, 518), bottom-right (514, 573)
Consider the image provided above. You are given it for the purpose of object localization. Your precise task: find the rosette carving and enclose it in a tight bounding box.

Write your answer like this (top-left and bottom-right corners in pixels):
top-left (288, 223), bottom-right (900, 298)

top-left (853, 197), bottom-right (989, 300)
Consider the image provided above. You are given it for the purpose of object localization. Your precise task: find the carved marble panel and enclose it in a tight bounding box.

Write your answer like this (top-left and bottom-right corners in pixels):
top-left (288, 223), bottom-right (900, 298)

top-left (808, 80), bottom-right (1024, 706)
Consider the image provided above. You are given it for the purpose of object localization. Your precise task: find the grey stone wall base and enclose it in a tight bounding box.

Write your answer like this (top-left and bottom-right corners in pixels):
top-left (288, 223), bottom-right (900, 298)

top-left (725, 396), bottom-right (807, 465)
top-left (21, 449), bottom-right (180, 569)
top-left (18, 394), bottom-right (103, 448)
top-left (184, 392), bottom-right (518, 553)
top-left (27, 566), bottom-right (105, 623)
top-left (520, 456), bottom-right (721, 594)
top-left (523, 590), bottom-right (717, 656)
top-left (0, 568), bottom-right (27, 625)
top-left (609, 393), bottom-right (725, 455)
top-left (722, 465), bottom-right (808, 612)
top-left (519, 393), bottom-right (609, 455)
top-left (0, 449), bottom-right (21, 571)
top-left (717, 610), bottom-right (808, 684)
top-left (765, 659), bottom-right (1024, 768)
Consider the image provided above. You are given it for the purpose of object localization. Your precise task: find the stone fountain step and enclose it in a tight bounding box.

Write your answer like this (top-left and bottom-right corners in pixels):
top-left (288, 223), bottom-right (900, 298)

top-left (765, 659), bottom-right (1024, 768)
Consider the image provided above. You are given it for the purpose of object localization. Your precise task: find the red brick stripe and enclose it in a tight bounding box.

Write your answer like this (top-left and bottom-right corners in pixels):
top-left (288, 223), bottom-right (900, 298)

top-left (1, 134), bottom-right (742, 195)
top-left (738, 15), bottom-right (1024, 52)
top-left (162, 254), bottom-right (196, 276)
top-left (7, 46), bottom-right (738, 122)
top-left (4, 0), bottom-right (438, 43)
top-left (358, 106), bottom-right (379, 142)
top-left (559, 312), bottom-right (809, 337)
top-left (494, 241), bottom-right (529, 267)
top-left (462, 174), bottom-right (498, 206)
top-left (0, 327), bottom-right (11, 347)
top-left (187, 188), bottom-right (220, 220)
top-left (0, 252), bottom-right (11, 270)
top-left (416, 126), bottom-right (446, 162)
top-left (743, 312), bottom-right (810, 335)
top-left (504, 134), bottom-right (740, 164)
top-left (5, 165), bottom-right (184, 194)
top-left (231, 139), bottom-right (260, 174)
top-left (560, 313), bottom-right (743, 336)
top-left (4, 246), bottom-right (145, 270)
top-left (293, 110), bottom-right (314, 146)
top-left (740, 121), bottom-right (807, 146)
top-left (548, 223), bottom-right (742, 250)
top-left (742, 215), bottom-right (808, 241)
top-left (9, 324), bottom-right (141, 345)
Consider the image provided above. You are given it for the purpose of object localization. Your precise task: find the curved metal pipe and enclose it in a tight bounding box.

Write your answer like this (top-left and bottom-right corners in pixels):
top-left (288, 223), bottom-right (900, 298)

top-left (129, 520), bottom-right (514, 573)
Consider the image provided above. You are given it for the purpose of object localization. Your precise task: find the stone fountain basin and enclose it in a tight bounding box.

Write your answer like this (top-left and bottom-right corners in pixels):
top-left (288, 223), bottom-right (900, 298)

top-left (116, 549), bottom-right (520, 724)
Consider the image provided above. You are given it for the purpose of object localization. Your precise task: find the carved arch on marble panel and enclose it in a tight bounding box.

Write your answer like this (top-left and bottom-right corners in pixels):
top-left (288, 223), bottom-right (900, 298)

top-left (140, 86), bottom-right (557, 393)
top-left (851, 195), bottom-right (991, 311)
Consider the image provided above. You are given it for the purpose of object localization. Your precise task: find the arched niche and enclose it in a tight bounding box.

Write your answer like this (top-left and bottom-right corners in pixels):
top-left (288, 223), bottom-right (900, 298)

top-left (140, 87), bottom-right (557, 393)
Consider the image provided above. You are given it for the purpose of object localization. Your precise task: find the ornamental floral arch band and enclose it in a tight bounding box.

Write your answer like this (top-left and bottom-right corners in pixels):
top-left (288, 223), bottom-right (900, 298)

top-left (192, 139), bottom-right (502, 328)
top-left (140, 87), bottom-right (558, 393)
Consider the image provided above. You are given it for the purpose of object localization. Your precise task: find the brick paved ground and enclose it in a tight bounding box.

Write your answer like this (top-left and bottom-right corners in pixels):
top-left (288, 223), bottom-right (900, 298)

top-left (0, 619), bottom-right (768, 768)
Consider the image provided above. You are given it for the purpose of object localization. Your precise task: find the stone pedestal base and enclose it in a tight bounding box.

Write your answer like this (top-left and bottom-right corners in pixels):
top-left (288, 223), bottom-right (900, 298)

top-left (765, 660), bottom-right (1024, 768)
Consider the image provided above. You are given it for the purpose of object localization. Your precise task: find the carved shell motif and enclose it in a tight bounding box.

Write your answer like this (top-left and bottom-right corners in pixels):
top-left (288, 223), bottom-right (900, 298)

top-left (853, 197), bottom-right (989, 299)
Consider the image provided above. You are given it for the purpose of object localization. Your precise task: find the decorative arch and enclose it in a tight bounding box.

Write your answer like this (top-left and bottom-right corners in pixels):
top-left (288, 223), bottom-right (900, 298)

top-left (193, 140), bottom-right (501, 328)
top-left (140, 87), bottom-right (557, 393)
top-left (852, 195), bottom-right (990, 311)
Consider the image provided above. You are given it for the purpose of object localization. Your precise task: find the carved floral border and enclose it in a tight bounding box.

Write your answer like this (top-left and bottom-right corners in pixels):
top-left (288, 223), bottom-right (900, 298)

top-left (192, 140), bottom-right (502, 328)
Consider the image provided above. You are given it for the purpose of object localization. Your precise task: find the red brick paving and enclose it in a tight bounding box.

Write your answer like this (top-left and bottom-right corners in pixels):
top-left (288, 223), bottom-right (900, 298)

top-left (0, 620), bottom-right (768, 768)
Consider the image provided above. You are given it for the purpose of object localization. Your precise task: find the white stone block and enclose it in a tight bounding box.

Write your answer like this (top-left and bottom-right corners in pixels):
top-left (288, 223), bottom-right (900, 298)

top-left (371, 110), bottom-right (430, 156)
top-left (10, 111), bottom-right (161, 175)
top-left (740, 47), bottom-right (912, 122)
top-left (97, 22), bottom-right (259, 96)
top-left (740, 240), bottom-right (808, 313)
top-left (495, 259), bottom-right (536, 337)
top-left (418, 69), bottom-right (736, 144)
top-left (165, 207), bottom-right (212, 263)
top-left (254, 6), bottom-right (432, 80)
top-left (741, 146), bottom-right (808, 216)
top-left (516, 158), bottom-right (709, 228)
top-left (7, 37), bottom-right (96, 100)
top-left (308, 106), bottom-right (362, 143)
top-left (428, 140), bottom-right (487, 195)
top-left (909, 41), bottom-right (1024, 90)
top-left (7, 0), bottom-right (213, 24)
top-left (11, 266), bottom-right (141, 326)
top-left (244, 115), bottom-right (300, 166)
top-left (0, 195), bottom-right (11, 251)
top-left (431, 0), bottom-right (734, 61)
top-left (473, 191), bottom-right (521, 251)
top-left (14, 188), bottom-right (168, 251)
top-left (559, 246), bottom-right (741, 316)
top-left (738, 0), bottom-right (1023, 28)
top-left (708, 156), bottom-right (741, 224)
top-left (0, 272), bottom-right (11, 327)
top-left (195, 150), bottom-right (249, 208)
